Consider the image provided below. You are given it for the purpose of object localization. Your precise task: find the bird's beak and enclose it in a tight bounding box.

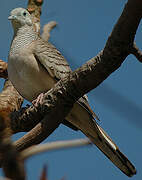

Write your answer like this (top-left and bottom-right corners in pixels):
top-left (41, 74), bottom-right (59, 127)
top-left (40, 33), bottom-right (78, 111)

top-left (8, 15), bottom-right (16, 20)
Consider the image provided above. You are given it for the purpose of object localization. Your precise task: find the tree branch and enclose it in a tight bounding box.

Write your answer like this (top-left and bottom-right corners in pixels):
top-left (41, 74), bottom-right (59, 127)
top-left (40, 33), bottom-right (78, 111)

top-left (41, 21), bottom-right (57, 41)
top-left (21, 139), bottom-right (91, 160)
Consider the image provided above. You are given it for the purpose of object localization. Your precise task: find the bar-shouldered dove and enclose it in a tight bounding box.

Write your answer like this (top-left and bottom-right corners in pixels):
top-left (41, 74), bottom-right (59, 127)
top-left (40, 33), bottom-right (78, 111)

top-left (8, 8), bottom-right (136, 176)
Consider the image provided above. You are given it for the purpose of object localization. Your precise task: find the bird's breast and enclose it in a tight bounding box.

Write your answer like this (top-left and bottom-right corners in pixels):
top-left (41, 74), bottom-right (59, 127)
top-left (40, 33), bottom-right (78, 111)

top-left (8, 49), bottom-right (56, 102)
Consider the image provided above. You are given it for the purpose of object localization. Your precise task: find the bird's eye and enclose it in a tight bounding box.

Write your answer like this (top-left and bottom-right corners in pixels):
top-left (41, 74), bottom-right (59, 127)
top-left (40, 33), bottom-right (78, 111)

top-left (23, 12), bottom-right (27, 16)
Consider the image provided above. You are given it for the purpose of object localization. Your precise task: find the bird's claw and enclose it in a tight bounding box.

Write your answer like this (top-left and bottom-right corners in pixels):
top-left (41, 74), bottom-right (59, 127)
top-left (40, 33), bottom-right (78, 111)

top-left (32, 93), bottom-right (44, 107)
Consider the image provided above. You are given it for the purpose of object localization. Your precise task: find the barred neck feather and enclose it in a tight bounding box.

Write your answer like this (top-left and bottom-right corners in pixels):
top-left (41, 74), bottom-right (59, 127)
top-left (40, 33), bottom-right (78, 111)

top-left (10, 24), bottom-right (38, 55)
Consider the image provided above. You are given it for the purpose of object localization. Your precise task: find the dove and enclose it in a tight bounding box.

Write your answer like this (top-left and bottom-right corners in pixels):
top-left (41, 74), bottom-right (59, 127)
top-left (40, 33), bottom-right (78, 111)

top-left (8, 8), bottom-right (136, 176)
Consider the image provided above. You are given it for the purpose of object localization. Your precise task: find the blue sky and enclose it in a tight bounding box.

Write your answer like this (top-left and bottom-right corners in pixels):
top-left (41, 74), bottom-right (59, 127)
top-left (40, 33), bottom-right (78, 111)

top-left (0, 0), bottom-right (142, 180)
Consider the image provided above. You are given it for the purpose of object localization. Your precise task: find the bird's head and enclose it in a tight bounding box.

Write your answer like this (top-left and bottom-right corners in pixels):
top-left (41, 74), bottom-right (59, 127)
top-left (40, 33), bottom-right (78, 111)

top-left (8, 8), bottom-right (33, 29)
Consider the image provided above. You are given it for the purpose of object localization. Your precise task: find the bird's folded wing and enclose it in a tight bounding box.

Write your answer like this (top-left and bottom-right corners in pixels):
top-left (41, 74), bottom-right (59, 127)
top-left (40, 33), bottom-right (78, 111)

top-left (33, 38), bottom-right (99, 120)
top-left (33, 39), bottom-right (72, 80)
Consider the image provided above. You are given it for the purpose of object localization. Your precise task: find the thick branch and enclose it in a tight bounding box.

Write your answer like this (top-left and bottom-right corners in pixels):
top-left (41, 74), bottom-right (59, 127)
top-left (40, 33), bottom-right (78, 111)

top-left (12, 0), bottom-right (142, 152)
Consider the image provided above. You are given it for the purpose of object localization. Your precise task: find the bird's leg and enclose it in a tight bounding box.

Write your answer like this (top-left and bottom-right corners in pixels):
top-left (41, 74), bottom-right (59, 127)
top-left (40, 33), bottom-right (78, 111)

top-left (32, 93), bottom-right (44, 107)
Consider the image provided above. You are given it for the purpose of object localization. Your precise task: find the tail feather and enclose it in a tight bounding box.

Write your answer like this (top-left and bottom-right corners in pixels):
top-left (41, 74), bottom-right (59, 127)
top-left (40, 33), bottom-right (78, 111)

top-left (85, 123), bottom-right (136, 177)
top-left (67, 102), bottom-right (136, 177)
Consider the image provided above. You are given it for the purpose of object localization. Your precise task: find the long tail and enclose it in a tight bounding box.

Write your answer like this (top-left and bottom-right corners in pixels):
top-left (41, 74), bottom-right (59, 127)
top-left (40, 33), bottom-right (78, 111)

top-left (84, 124), bottom-right (136, 177)
top-left (66, 102), bottom-right (136, 177)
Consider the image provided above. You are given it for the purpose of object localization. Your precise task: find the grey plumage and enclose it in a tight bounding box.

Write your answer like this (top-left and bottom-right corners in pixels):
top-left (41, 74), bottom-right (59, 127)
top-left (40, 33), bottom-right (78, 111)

top-left (8, 8), bottom-right (136, 177)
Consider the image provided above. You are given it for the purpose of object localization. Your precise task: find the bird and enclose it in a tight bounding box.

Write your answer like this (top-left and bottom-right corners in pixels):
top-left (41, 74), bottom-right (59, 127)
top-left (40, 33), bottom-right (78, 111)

top-left (8, 8), bottom-right (136, 177)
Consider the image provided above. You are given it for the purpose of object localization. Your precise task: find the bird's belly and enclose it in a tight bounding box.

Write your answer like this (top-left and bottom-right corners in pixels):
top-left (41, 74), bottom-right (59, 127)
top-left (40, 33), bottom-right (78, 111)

top-left (8, 56), bottom-right (56, 102)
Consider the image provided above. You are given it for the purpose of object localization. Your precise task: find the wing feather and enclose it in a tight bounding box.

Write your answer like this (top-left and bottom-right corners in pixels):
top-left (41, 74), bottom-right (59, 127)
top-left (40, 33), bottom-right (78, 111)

top-left (33, 39), bottom-right (71, 80)
top-left (33, 38), bottom-right (98, 120)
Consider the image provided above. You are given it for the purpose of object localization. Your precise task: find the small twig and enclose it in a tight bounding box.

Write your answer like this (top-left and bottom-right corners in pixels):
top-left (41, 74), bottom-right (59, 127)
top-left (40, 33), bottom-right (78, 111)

top-left (41, 21), bottom-right (57, 41)
top-left (130, 42), bottom-right (142, 62)
top-left (40, 165), bottom-right (48, 180)
top-left (21, 138), bottom-right (92, 160)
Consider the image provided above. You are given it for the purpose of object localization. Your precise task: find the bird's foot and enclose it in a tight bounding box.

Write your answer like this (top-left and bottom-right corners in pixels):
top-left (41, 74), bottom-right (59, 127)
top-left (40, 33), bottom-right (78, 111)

top-left (32, 93), bottom-right (44, 107)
